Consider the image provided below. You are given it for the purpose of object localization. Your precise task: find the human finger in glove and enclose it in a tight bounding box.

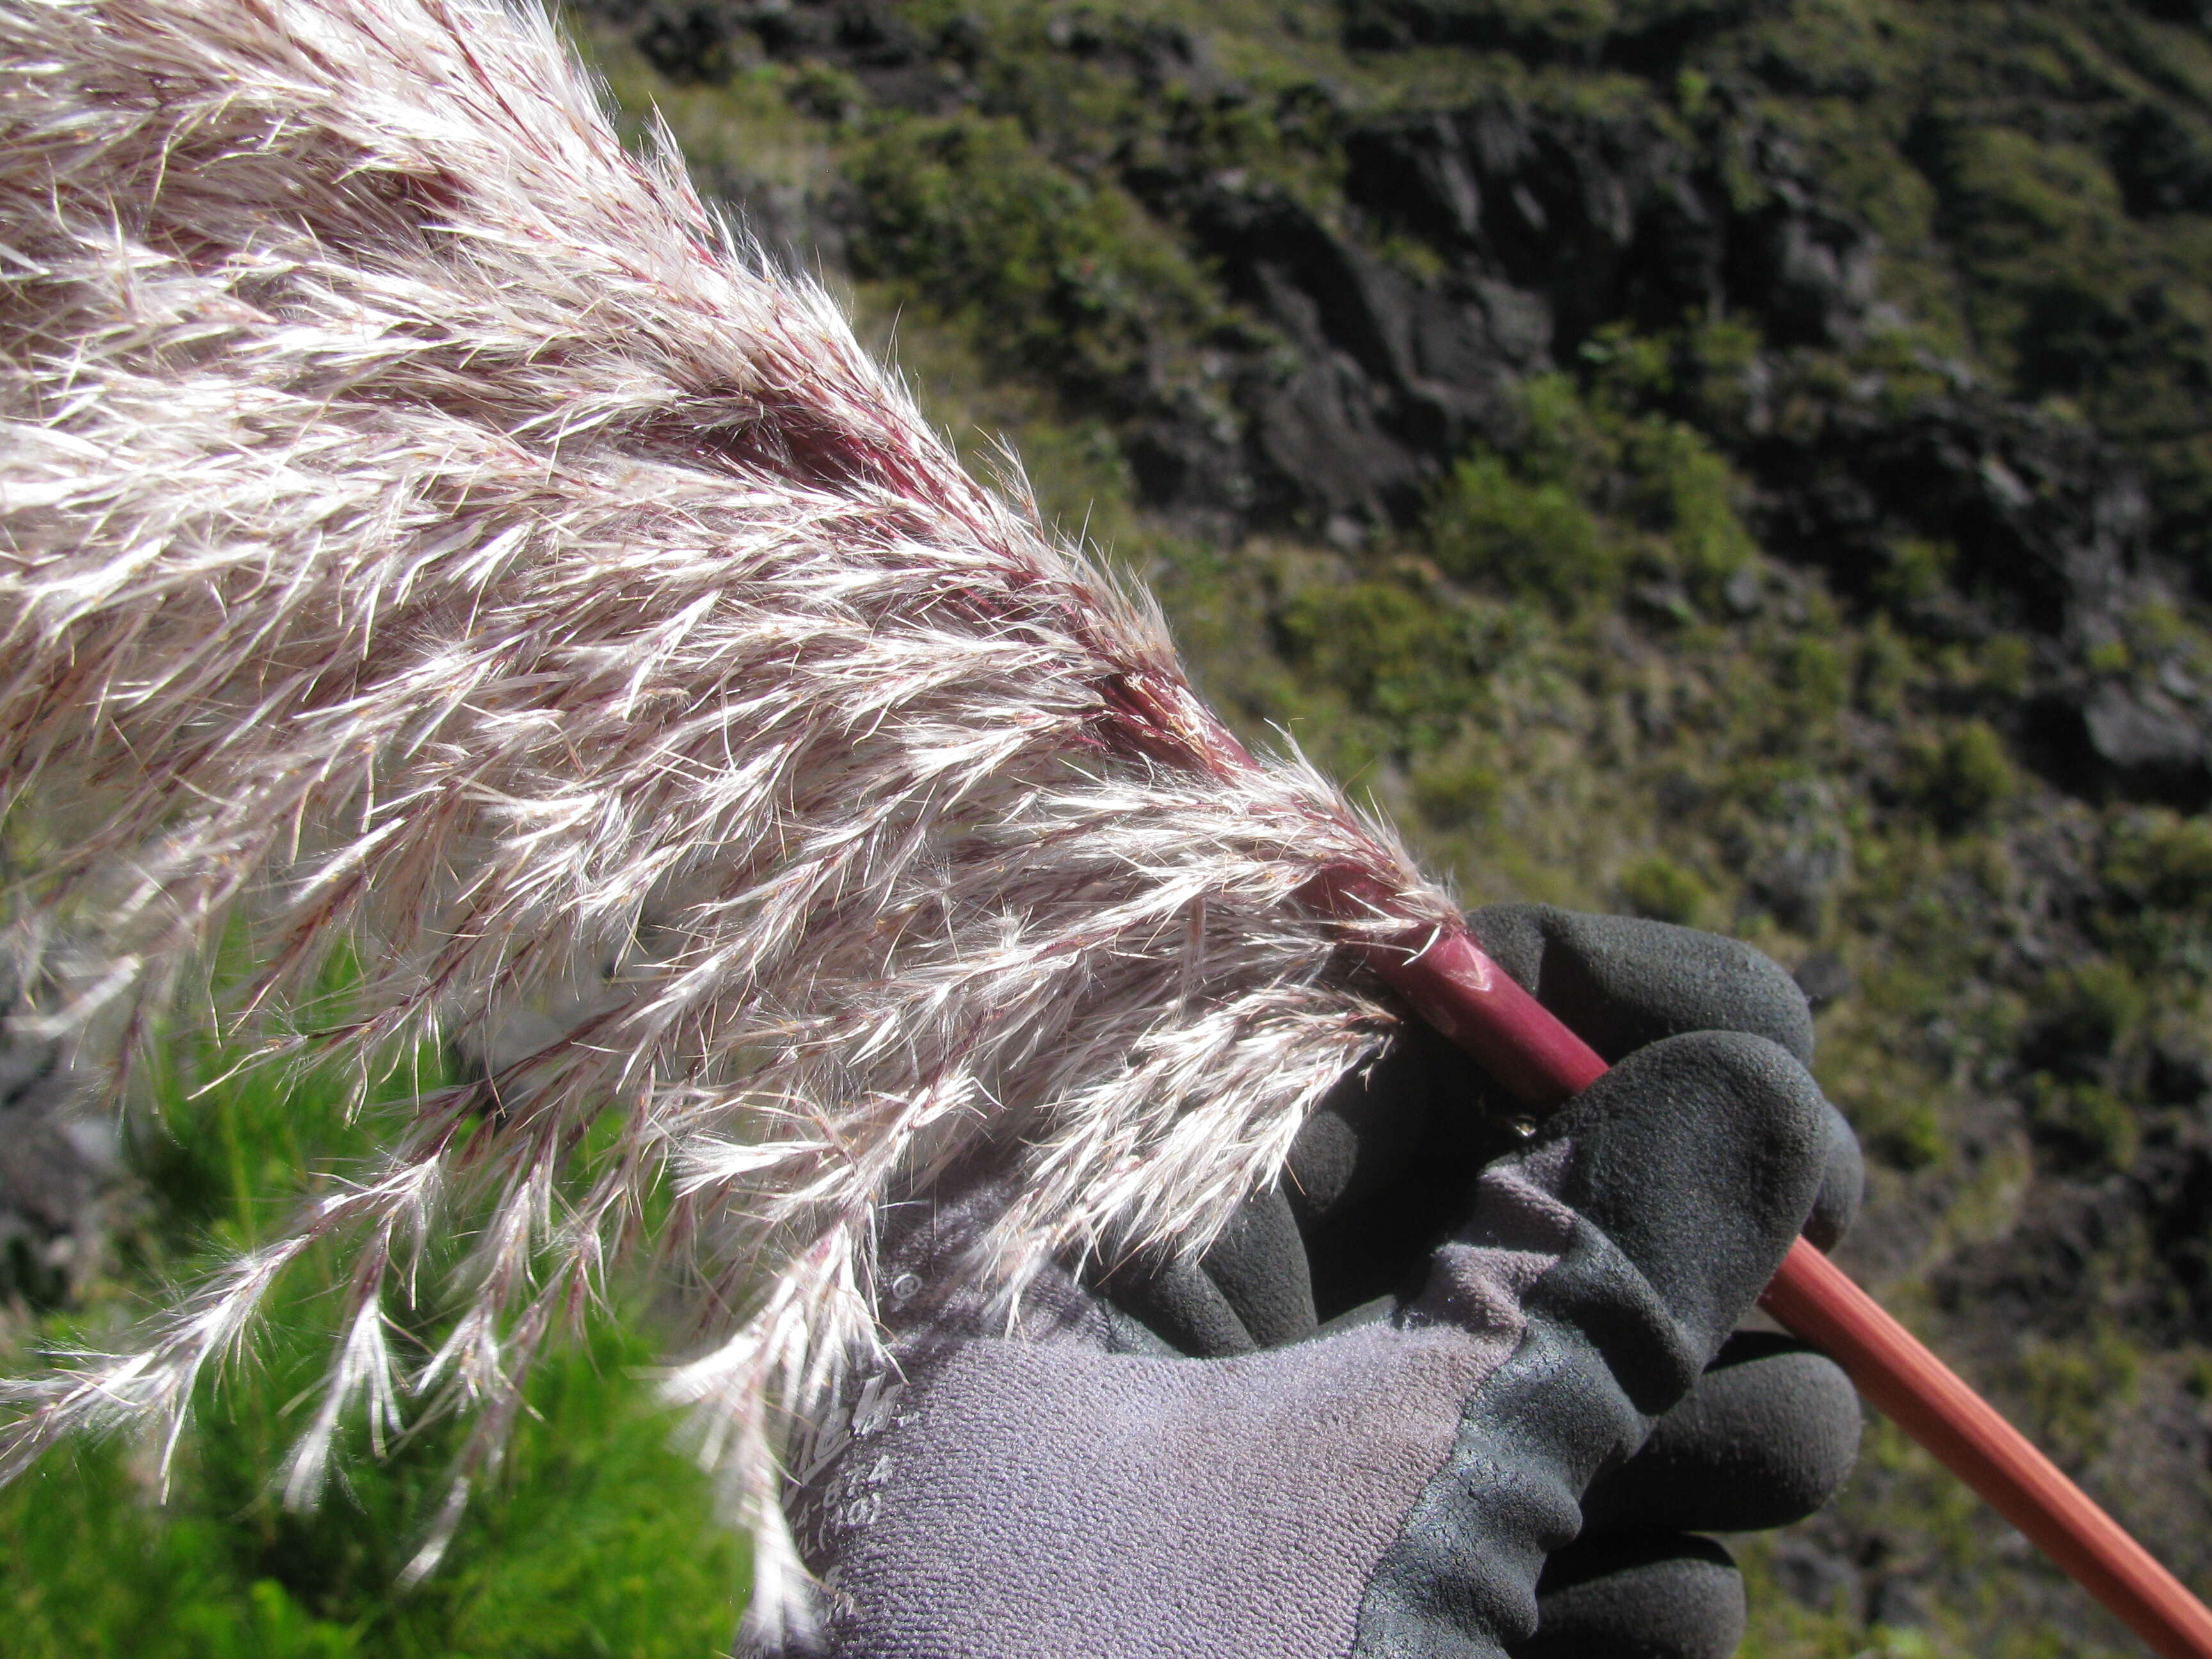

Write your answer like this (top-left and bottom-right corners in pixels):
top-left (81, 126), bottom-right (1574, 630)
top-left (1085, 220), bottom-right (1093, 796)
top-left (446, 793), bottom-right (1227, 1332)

top-left (776, 906), bottom-right (1865, 1659)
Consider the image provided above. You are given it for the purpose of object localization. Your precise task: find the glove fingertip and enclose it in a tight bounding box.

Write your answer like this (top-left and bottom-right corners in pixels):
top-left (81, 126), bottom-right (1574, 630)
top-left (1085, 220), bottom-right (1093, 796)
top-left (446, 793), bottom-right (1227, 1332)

top-left (1554, 1030), bottom-right (1831, 1358)
top-left (1467, 902), bottom-right (1550, 997)
top-left (1470, 903), bottom-right (1818, 1065)
top-left (1804, 1109), bottom-right (1864, 1251)
top-left (1516, 1534), bottom-right (1745, 1659)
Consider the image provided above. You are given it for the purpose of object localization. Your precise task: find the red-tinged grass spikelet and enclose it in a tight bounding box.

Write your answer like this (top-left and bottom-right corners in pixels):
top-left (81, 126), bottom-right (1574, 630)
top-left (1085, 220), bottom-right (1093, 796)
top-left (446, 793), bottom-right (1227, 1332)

top-left (0, 0), bottom-right (1459, 1635)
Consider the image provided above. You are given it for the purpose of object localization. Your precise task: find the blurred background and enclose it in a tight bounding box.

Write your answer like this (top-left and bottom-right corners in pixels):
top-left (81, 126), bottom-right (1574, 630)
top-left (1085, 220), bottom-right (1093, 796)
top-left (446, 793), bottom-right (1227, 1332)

top-left (9, 0), bottom-right (2212, 1651)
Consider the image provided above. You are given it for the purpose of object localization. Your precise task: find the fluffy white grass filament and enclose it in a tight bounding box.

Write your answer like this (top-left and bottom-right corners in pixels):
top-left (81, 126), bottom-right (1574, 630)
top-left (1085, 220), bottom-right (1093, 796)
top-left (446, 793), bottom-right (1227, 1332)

top-left (0, 0), bottom-right (1464, 1630)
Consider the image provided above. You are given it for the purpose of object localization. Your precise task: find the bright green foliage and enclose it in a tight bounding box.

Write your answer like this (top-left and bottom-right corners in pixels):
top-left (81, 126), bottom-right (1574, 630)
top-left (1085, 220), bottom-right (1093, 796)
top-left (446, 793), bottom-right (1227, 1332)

top-left (1617, 854), bottom-right (1714, 927)
top-left (845, 110), bottom-right (1213, 396)
top-left (0, 1017), bottom-right (741, 1657)
top-left (1274, 577), bottom-right (1485, 746)
top-left (0, 1331), bottom-right (743, 1659)
top-left (1427, 372), bottom-right (1757, 614)
top-left (1899, 723), bottom-right (2018, 831)
top-left (1623, 422), bottom-right (1756, 592)
top-left (1429, 453), bottom-right (1615, 613)
top-left (2104, 809), bottom-right (2212, 912)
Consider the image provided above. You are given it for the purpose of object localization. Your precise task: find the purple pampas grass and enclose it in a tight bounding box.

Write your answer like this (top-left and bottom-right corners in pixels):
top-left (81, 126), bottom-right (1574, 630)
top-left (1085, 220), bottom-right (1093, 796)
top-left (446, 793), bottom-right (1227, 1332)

top-left (0, 0), bottom-right (1457, 1627)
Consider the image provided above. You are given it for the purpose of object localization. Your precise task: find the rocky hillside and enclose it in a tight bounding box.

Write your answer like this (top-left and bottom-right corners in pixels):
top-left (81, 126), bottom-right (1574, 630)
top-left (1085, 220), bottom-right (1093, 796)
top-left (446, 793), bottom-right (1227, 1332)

top-left (557, 1), bottom-right (2212, 1653)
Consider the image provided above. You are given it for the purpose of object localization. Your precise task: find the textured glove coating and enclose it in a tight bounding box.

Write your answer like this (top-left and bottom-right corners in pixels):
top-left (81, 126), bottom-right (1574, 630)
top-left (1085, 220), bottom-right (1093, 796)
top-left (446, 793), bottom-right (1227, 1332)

top-left (1468, 907), bottom-right (1864, 1659)
top-left (1468, 904), bottom-right (1863, 1250)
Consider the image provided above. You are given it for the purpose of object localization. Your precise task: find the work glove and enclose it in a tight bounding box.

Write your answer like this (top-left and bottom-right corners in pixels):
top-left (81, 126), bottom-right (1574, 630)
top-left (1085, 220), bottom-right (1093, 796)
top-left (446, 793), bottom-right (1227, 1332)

top-left (778, 906), bottom-right (1865, 1659)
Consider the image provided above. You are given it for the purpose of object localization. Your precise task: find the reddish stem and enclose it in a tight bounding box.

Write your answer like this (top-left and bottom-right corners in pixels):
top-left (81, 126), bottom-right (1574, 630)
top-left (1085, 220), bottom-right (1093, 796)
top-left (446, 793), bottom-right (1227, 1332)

top-left (1764, 1240), bottom-right (2212, 1659)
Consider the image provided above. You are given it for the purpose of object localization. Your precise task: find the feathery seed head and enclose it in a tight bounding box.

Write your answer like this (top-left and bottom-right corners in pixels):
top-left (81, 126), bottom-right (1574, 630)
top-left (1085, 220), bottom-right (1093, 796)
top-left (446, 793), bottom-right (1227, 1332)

top-left (0, 0), bottom-right (1455, 1619)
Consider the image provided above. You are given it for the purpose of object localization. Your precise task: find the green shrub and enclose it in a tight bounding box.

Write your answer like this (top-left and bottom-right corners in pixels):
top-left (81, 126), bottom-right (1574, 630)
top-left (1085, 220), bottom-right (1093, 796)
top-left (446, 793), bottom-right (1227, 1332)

top-left (1900, 721), bottom-right (2016, 830)
top-left (1514, 373), bottom-right (1614, 494)
top-left (2185, 1352), bottom-right (2212, 1402)
top-left (1410, 756), bottom-right (1503, 826)
top-left (1944, 127), bottom-right (2123, 261)
top-left (1617, 854), bottom-right (1713, 927)
top-left (0, 1327), bottom-right (744, 1659)
top-left (1978, 635), bottom-right (2033, 697)
top-left (1342, 0), bottom-right (1618, 55)
top-left (2104, 810), bottom-right (2212, 911)
top-left (1625, 422), bottom-right (1757, 591)
top-left (2126, 602), bottom-right (2188, 656)
top-left (1783, 636), bottom-right (1850, 717)
top-left (785, 61), bottom-right (867, 124)
top-left (1855, 620), bottom-right (1916, 719)
top-left (844, 112), bottom-right (1207, 395)
top-left (2017, 1326), bottom-right (2143, 1461)
top-left (1866, 1097), bottom-right (1947, 1172)
top-left (1428, 453), bottom-right (1617, 611)
top-left (2028, 959), bottom-right (2144, 1061)
top-left (1875, 537), bottom-right (1957, 610)
top-left (1578, 320), bottom-right (1672, 406)
top-left (0, 998), bottom-right (742, 1657)
top-left (1429, 378), bottom-right (1754, 615)
top-left (2026, 1073), bottom-right (2139, 1172)
top-left (1681, 316), bottom-right (1762, 431)
top-left (1273, 579), bottom-right (1480, 742)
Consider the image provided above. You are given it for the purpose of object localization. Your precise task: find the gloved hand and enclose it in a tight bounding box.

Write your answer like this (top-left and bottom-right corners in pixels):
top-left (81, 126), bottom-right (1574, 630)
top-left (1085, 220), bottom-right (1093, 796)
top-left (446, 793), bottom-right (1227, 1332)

top-left (778, 906), bottom-right (1864, 1659)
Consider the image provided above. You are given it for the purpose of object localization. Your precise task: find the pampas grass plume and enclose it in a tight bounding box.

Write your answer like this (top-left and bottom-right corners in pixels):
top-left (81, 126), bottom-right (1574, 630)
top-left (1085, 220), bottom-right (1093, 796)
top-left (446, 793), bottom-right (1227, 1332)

top-left (0, 0), bottom-right (1457, 1626)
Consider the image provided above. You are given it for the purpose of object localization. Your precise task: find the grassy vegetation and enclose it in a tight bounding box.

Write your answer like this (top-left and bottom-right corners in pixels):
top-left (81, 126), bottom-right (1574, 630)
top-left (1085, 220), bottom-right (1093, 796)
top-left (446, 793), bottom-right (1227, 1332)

top-left (0, 1018), bottom-right (742, 1656)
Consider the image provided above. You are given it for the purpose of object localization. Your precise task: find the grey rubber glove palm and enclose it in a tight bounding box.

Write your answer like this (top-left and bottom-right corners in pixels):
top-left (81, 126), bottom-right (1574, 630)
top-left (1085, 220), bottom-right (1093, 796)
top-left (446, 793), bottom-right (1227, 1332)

top-left (781, 908), bottom-right (1863, 1659)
